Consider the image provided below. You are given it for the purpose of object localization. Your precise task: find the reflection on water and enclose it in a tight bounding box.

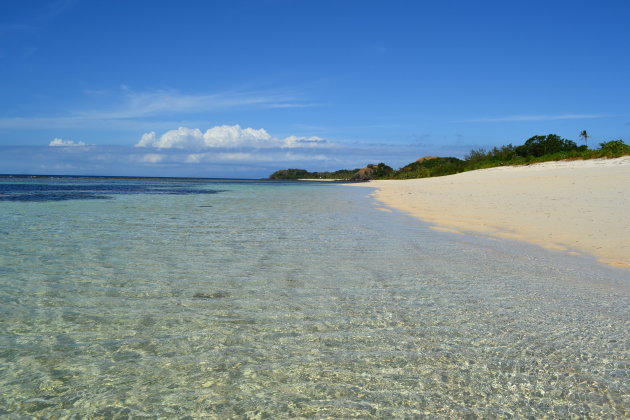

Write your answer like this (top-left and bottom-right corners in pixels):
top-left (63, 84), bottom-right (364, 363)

top-left (0, 178), bottom-right (628, 417)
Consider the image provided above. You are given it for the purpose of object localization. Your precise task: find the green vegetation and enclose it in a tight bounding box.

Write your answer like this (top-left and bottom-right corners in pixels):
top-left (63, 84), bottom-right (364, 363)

top-left (598, 139), bottom-right (630, 155)
top-left (515, 134), bottom-right (585, 157)
top-left (268, 168), bottom-right (310, 180)
top-left (394, 157), bottom-right (466, 179)
top-left (372, 162), bottom-right (395, 178)
top-left (350, 163), bottom-right (394, 181)
top-left (269, 134), bottom-right (630, 181)
top-left (269, 168), bottom-right (359, 180)
top-left (463, 136), bottom-right (630, 171)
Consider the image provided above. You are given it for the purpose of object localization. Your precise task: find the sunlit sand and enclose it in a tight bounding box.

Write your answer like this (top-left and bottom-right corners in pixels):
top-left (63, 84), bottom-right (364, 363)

top-left (354, 157), bottom-right (630, 269)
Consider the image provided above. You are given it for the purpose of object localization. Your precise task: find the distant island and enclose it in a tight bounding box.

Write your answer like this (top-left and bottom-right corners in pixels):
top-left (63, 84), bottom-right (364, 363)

top-left (270, 134), bottom-right (630, 181)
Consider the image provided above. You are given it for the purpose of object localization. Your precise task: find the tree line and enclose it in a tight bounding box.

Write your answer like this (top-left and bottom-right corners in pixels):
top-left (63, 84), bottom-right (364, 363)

top-left (269, 134), bottom-right (630, 181)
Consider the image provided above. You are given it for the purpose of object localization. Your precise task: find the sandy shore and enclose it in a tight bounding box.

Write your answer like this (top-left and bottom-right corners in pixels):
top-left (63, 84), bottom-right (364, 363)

top-left (297, 178), bottom-right (345, 182)
top-left (353, 157), bottom-right (630, 269)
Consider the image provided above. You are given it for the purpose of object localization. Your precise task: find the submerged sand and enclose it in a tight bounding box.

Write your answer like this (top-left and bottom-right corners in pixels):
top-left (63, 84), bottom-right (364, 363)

top-left (354, 157), bottom-right (630, 269)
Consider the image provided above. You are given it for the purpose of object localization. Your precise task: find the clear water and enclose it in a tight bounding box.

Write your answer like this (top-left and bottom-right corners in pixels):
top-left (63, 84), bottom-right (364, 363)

top-left (0, 177), bottom-right (628, 418)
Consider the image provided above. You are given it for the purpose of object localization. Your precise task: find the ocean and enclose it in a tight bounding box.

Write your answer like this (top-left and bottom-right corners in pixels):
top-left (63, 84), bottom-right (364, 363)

top-left (1, 176), bottom-right (628, 418)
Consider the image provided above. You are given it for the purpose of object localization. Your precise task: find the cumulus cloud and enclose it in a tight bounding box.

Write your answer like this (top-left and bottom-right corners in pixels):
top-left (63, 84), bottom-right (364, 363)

top-left (49, 137), bottom-right (87, 147)
top-left (135, 125), bottom-right (329, 150)
top-left (136, 125), bottom-right (274, 149)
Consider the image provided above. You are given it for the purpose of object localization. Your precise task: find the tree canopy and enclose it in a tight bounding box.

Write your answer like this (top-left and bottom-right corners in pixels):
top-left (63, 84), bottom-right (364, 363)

top-left (515, 134), bottom-right (583, 157)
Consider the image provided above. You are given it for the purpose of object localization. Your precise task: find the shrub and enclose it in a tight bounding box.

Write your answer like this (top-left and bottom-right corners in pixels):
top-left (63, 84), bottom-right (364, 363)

top-left (464, 148), bottom-right (489, 163)
top-left (394, 157), bottom-right (465, 179)
top-left (515, 134), bottom-right (580, 157)
top-left (598, 140), bottom-right (630, 155)
top-left (371, 163), bottom-right (394, 178)
top-left (269, 168), bottom-right (310, 179)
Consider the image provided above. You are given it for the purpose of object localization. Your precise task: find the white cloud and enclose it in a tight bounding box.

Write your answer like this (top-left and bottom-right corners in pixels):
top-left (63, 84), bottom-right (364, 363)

top-left (137, 131), bottom-right (158, 147)
top-left (136, 125), bottom-right (329, 150)
top-left (283, 135), bottom-right (327, 148)
top-left (49, 138), bottom-right (87, 147)
top-left (135, 125), bottom-right (273, 149)
top-left (136, 127), bottom-right (205, 149)
top-left (204, 125), bottom-right (272, 147)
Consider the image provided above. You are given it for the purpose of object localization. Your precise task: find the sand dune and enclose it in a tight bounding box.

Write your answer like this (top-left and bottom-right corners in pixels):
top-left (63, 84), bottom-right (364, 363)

top-left (354, 157), bottom-right (630, 269)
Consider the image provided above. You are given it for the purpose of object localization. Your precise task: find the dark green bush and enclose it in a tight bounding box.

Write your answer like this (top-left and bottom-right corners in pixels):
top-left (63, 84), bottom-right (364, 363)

top-left (515, 134), bottom-right (581, 157)
top-left (370, 163), bottom-right (394, 178)
top-left (393, 157), bottom-right (465, 179)
top-left (598, 140), bottom-right (630, 155)
top-left (269, 169), bottom-right (310, 179)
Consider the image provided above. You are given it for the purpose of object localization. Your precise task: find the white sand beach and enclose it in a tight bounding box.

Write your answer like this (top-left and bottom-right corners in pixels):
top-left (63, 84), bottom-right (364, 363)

top-left (354, 157), bottom-right (630, 269)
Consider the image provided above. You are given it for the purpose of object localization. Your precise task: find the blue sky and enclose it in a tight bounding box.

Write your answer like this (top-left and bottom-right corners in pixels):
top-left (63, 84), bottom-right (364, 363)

top-left (1, 0), bottom-right (629, 177)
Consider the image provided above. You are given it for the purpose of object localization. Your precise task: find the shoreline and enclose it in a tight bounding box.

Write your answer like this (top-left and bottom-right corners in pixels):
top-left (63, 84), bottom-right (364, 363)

top-left (296, 178), bottom-right (345, 182)
top-left (352, 157), bottom-right (630, 270)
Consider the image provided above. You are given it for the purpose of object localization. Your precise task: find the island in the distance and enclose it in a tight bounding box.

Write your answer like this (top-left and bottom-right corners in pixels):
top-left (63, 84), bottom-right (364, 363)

top-left (269, 134), bottom-right (630, 181)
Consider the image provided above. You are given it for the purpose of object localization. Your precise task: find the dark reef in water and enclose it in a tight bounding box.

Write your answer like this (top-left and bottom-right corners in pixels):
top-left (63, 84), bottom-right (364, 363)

top-left (0, 179), bottom-right (225, 202)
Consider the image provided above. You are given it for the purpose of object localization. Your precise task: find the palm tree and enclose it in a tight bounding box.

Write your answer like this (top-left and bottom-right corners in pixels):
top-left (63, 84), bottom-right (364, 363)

top-left (579, 130), bottom-right (590, 147)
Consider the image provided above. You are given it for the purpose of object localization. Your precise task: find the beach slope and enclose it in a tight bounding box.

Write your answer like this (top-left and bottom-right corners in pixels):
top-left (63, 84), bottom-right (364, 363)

top-left (354, 157), bottom-right (630, 269)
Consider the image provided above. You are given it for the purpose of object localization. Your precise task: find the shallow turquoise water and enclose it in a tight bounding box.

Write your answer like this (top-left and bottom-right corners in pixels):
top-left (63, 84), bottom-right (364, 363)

top-left (0, 178), bottom-right (628, 418)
